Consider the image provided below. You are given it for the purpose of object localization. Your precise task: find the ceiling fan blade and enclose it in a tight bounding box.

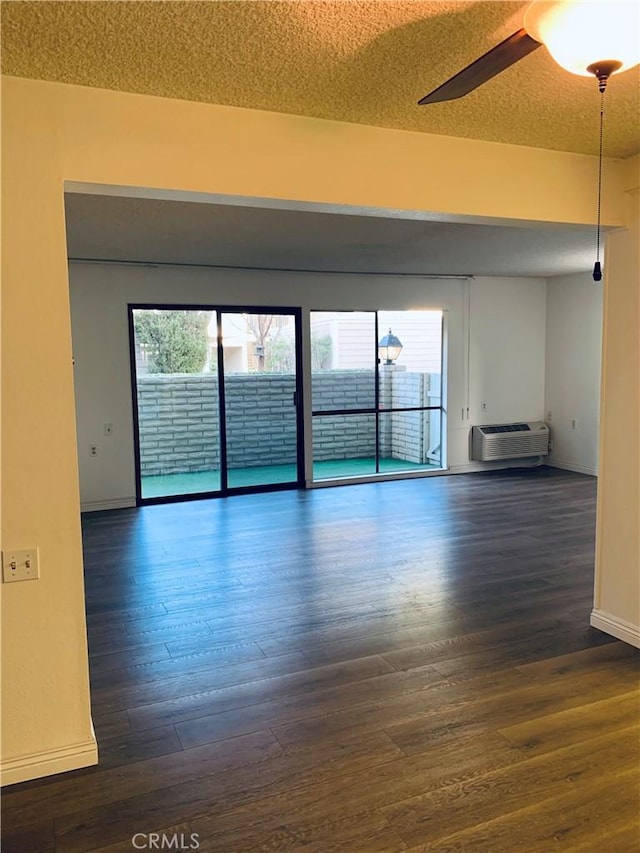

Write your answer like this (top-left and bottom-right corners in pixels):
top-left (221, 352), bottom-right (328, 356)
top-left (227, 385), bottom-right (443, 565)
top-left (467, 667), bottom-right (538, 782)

top-left (418, 28), bottom-right (541, 105)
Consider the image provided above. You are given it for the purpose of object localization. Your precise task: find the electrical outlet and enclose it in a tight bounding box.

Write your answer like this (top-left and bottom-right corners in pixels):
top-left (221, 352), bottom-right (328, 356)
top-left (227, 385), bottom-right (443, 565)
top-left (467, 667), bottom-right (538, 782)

top-left (3, 549), bottom-right (40, 583)
top-left (89, 445), bottom-right (98, 456)
top-left (547, 410), bottom-right (552, 422)
top-left (481, 401), bottom-right (487, 412)
top-left (571, 418), bottom-right (577, 430)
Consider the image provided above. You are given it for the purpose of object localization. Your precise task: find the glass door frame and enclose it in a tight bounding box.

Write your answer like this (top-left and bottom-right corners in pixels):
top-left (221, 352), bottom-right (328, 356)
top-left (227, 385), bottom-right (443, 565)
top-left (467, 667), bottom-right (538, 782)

top-left (128, 303), bottom-right (305, 505)
top-left (309, 309), bottom-right (444, 481)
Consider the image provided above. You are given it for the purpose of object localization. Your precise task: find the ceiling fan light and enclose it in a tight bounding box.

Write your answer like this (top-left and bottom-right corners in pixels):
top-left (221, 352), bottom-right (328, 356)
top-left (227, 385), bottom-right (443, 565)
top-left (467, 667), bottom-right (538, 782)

top-left (524, 0), bottom-right (640, 77)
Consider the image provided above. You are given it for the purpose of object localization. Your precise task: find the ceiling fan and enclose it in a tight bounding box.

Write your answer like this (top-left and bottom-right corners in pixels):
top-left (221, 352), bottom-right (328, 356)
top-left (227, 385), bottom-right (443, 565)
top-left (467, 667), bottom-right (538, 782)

top-left (419, 0), bottom-right (640, 104)
top-left (418, 0), bottom-right (639, 282)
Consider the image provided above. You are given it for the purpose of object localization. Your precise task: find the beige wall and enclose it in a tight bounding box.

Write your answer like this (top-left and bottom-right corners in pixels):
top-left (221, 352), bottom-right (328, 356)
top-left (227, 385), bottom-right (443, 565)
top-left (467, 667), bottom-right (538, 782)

top-left (1, 75), bottom-right (637, 784)
top-left (592, 180), bottom-right (640, 647)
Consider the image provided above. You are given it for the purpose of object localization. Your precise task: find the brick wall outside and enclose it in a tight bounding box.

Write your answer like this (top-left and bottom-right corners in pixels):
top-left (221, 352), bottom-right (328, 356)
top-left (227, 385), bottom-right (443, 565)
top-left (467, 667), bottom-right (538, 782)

top-left (312, 370), bottom-right (375, 461)
top-left (137, 369), bottom-right (439, 476)
top-left (137, 375), bottom-right (220, 476)
top-left (390, 370), bottom-right (430, 463)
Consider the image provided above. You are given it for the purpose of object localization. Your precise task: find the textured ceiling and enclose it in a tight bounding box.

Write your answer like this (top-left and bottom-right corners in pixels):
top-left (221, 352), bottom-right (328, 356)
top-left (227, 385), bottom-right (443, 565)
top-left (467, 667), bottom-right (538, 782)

top-left (64, 192), bottom-right (600, 277)
top-left (3, 1), bottom-right (639, 158)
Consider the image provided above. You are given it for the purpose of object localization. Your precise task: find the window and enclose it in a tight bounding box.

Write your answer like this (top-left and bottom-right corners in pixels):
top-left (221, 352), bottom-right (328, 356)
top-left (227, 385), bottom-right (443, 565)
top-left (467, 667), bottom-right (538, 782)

top-left (310, 310), bottom-right (444, 481)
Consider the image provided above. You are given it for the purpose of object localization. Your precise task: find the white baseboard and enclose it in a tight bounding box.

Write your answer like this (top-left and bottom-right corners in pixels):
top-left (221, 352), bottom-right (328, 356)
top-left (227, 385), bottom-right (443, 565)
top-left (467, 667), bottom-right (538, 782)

top-left (590, 609), bottom-right (640, 648)
top-left (81, 497), bottom-right (136, 512)
top-left (1, 733), bottom-right (98, 786)
top-left (548, 459), bottom-right (598, 477)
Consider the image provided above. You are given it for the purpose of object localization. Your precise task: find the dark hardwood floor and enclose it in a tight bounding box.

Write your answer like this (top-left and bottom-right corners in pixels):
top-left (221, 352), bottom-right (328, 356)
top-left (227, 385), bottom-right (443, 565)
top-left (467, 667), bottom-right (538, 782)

top-left (2, 467), bottom-right (639, 852)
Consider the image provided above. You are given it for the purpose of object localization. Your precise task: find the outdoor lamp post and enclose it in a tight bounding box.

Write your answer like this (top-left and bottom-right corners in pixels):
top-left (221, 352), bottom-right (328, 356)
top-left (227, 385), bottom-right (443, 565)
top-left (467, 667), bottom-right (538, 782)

top-left (378, 329), bottom-right (403, 365)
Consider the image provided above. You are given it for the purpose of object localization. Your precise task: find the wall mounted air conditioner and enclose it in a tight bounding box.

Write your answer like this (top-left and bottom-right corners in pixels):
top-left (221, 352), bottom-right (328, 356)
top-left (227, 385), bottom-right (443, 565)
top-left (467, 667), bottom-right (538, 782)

top-left (471, 421), bottom-right (549, 462)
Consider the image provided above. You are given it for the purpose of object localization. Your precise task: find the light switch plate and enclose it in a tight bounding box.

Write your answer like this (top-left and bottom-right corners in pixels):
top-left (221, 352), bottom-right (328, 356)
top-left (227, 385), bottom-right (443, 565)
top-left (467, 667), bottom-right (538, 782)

top-left (2, 549), bottom-right (40, 582)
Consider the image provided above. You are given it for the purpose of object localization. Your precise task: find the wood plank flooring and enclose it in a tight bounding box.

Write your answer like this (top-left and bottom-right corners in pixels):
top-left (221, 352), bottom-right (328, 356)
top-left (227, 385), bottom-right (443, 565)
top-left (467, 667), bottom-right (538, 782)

top-left (2, 467), bottom-right (639, 852)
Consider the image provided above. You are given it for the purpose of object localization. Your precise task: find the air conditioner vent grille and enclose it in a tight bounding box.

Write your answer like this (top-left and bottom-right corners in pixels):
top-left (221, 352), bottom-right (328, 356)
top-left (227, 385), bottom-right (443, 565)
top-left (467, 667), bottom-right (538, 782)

top-left (481, 423), bottom-right (530, 434)
top-left (471, 421), bottom-right (549, 461)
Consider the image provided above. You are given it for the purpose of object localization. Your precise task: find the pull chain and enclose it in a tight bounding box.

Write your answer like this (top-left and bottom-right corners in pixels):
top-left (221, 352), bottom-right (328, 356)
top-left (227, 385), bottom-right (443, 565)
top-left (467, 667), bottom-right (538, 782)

top-left (593, 89), bottom-right (605, 282)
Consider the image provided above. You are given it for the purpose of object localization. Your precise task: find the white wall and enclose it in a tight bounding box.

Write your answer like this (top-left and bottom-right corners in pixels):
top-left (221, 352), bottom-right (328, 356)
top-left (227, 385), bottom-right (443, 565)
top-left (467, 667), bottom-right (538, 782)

top-left (545, 272), bottom-right (603, 476)
top-left (69, 261), bottom-right (548, 509)
top-left (469, 278), bottom-right (547, 424)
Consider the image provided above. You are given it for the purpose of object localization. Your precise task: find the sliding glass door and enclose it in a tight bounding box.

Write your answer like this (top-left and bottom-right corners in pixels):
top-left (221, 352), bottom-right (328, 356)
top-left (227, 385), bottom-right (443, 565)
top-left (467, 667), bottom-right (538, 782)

top-left (377, 310), bottom-right (443, 475)
top-left (310, 312), bottom-right (378, 480)
top-left (221, 311), bottom-right (301, 489)
top-left (310, 310), bottom-right (443, 481)
top-left (130, 305), bottom-right (442, 500)
top-left (130, 306), bottom-right (302, 502)
top-left (131, 308), bottom-right (221, 499)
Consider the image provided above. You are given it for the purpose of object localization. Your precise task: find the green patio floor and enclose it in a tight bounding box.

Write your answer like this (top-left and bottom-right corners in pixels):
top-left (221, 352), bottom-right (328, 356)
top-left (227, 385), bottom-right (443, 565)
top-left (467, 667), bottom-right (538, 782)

top-left (141, 457), bottom-right (439, 498)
